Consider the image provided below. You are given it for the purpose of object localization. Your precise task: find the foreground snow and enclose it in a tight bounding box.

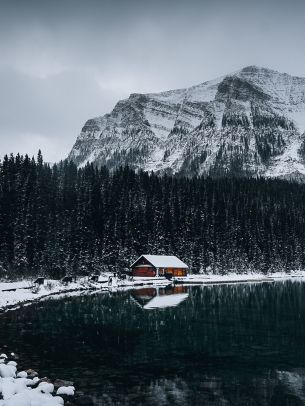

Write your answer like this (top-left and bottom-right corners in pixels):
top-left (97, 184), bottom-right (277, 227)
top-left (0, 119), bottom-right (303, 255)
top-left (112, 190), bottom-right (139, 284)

top-left (1, 271), bottom-right (305, 312)
top-left (0, 353), bottom-right (73, 405)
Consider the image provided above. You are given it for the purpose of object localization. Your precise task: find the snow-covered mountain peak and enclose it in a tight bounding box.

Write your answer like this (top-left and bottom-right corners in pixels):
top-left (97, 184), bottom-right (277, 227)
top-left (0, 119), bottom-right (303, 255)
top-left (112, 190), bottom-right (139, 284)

top-left (68, 66), bottom-right (305, 180)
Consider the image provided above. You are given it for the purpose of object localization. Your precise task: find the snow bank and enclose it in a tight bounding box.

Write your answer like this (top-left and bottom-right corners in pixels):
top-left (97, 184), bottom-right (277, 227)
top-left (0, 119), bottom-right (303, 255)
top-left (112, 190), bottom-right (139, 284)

top-left (0, 276), bottom-right (173, 312)
top-left (0, 354), bottom-right (67, 405)
top-left (0, 279), bottom-right (100, 312)
top-left (173, 270), bottom-right (305, 285)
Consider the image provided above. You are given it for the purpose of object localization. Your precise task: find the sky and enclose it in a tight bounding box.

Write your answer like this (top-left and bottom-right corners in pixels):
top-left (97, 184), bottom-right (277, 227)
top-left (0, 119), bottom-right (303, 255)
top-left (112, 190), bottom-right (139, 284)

top-left (1, 0), bottom-right (305, 162)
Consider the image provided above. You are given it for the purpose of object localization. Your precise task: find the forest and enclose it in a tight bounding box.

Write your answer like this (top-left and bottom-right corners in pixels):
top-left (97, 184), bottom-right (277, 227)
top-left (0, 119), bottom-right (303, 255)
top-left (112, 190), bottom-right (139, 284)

top-left (0, 151), bottom-right (305, 279)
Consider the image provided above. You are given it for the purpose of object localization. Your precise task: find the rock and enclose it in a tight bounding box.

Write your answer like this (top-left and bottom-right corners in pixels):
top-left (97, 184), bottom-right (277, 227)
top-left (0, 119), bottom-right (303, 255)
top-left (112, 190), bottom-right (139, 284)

top-left (26, 368), bottom-right (39, 378)
top-left (74, 395), bottom-right (95, 406)
top-left (54, 379), bottom-right (74, 390)
top-left (39, 377), bottom-right (52, 383)
top-left (9, 352), bottom-right (19, 361)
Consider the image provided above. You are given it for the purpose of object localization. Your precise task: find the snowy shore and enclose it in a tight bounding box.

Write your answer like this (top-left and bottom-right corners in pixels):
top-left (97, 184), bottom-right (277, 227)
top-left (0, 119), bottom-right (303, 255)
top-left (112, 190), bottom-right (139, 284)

top-left (1, 271), bottom-right (305, 312)
top-left (0, 351), bottom-right (94, 405)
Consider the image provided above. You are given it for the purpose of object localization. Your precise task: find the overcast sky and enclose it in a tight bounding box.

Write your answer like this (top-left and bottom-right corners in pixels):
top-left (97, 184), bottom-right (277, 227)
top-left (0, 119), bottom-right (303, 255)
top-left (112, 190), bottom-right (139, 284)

top-left (1, 0), bottom-right (305, 162)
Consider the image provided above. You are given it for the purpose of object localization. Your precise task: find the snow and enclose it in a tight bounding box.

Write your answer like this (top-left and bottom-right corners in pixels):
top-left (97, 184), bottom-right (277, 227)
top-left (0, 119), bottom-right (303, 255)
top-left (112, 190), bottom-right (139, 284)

top-left (173, 271), bottom-right (305, 285)
top-left (56, 386), bottom-right (75, 396)
top-left (289, 111), bottom-right (305, 134)
top-left (131, 255), bottom-right (188, 268)
top-left (0, 356), bottom-right (68, 406)
top-left (187, 76), bottom-right (224, 103)
top-left (0, 365), bottom-right (16, 378)
top-left (17, 372), bottom-right (28, 379)
top-left (265, 135), bottom-right (305, 178)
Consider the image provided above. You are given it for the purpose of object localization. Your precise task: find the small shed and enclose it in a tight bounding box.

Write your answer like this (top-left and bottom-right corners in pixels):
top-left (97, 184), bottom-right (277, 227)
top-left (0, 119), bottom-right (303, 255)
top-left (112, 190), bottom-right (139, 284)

top-left (34, 277), bottom-right (45, 286)
top-left (61, 276), bottom-right (73, 284)
top-left (131, 255), bottom-right (188, 277)
top-left (90, 274), bottom-right (100, 282)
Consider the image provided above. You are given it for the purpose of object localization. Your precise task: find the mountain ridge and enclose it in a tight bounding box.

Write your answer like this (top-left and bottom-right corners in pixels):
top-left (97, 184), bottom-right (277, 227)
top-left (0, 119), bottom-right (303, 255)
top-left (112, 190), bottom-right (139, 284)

top-left (68, 66), bottom-right (305, 179)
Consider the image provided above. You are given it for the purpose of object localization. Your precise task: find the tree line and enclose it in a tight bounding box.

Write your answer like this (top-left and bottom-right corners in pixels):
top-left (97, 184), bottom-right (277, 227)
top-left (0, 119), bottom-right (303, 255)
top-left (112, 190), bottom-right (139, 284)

top-left (1, 151), bottom-right (305, 279)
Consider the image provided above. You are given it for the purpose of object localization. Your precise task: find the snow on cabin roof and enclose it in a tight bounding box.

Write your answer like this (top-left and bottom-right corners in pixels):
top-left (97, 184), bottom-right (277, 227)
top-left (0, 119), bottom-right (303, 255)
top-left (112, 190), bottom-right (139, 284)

top-left (131, 255), bottom-right (188, 268)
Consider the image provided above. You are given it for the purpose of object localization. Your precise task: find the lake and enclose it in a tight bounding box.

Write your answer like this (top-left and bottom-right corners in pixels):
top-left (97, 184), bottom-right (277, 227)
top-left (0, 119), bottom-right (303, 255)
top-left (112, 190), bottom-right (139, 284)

top-left (1, 281), bottom-right (305, 405)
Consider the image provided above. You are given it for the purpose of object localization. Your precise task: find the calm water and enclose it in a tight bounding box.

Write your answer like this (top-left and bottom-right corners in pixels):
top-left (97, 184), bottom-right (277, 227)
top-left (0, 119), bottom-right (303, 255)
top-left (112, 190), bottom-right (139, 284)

top-left (1, 281), bottom-right (305, 405)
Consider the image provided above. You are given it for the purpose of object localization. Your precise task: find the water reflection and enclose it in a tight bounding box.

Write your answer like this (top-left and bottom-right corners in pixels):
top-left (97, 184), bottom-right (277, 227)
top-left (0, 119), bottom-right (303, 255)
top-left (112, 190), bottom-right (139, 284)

top-left (131, 286), bottom-right (189, 309)
top-left (1, 281), bottom-right (305, 405)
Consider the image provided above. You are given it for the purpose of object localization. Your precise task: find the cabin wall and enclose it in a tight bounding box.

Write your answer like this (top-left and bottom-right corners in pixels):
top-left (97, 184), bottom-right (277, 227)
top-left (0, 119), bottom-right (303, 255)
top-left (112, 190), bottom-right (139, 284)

top-left (160, 268), bottom-right (187, 277)
top-left (132, 267), bottom-right (156, 277)
top-left (132, 267), bottom-right (187, 277)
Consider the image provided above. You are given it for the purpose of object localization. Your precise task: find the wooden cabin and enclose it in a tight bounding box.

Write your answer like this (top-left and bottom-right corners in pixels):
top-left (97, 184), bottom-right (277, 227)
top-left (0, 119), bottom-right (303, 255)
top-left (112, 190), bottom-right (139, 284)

top-left (131, 255), bottom-right (188, 277)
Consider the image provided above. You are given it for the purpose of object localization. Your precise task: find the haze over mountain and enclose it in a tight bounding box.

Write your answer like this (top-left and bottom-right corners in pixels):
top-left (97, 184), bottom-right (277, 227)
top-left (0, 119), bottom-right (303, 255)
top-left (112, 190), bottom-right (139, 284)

top-left (68, 66), bottom-right (305, 179)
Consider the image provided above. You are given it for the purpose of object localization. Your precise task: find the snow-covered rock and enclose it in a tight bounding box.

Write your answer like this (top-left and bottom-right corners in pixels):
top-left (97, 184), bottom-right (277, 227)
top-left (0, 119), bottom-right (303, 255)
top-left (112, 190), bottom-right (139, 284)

top-left (69, 66), bottom-right (305, 180)
top-left (0, 357), bottom-right (66, 406)
top-left (17, 371), bottom-right (28, 378)
top-left (56, 385), bottom-right (75, 396)
top-left (0, 364), bottom-right (16, 378)
top-left (37, 382), bottom-right (54, 394)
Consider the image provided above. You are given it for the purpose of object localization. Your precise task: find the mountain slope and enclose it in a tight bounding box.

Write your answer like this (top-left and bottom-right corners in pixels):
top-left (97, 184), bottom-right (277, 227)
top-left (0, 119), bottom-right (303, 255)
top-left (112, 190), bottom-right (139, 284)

top-left (68, 66), bottom-right (305, 178)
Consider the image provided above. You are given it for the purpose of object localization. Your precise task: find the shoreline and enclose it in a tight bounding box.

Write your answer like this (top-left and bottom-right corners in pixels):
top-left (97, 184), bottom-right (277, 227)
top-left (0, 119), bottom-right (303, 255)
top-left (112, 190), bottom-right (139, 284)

top-left (1, 272), bottom-right (305, 313)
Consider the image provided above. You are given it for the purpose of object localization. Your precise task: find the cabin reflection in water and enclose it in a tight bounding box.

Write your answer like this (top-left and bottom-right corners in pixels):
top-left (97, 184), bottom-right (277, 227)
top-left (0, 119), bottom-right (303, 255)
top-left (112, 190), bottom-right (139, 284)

top-left (131, 285), bottom-right (189, 309)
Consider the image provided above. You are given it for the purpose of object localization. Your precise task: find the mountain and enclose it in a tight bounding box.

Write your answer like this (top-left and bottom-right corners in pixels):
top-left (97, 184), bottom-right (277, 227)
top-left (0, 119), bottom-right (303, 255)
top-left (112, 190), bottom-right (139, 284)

top-left (68, 66), bottom-right (305, 179)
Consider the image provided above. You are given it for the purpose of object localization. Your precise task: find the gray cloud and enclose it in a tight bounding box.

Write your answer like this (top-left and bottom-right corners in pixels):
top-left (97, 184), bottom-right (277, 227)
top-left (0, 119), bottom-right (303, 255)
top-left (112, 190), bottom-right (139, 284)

top-left (0, 0), bottom-right (305, 161)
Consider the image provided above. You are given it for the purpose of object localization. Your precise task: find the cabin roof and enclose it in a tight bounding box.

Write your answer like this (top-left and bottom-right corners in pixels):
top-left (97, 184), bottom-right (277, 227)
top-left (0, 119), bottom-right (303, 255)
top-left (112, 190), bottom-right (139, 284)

top-left (131, 255), bottom-right (188, 268)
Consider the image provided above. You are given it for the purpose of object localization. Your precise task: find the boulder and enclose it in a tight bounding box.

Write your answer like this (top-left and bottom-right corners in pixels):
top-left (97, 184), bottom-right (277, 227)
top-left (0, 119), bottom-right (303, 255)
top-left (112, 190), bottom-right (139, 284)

top-left (54, 379), bottom-right (74, 390)
top-left (38, 377), bottom-right (52, 384)
top-left (25, 369), bottom-right (38, 379)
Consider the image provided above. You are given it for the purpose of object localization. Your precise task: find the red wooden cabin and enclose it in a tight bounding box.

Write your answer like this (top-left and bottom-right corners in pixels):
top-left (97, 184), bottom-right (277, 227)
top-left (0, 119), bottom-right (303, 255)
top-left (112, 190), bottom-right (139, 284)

top-left (131, 255), bottom-right (188, 277)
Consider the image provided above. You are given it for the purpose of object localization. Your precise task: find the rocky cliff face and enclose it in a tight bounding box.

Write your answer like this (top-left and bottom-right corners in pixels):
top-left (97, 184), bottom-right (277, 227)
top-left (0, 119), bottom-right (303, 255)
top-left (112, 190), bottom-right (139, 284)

top-left (68, 66), bottom-right (305, 179)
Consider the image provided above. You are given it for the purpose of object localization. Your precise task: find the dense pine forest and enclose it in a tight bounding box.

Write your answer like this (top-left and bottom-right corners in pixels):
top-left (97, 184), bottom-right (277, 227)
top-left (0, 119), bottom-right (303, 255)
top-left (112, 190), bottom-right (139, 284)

top-left (0, 151), bottom-right (305, 279)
